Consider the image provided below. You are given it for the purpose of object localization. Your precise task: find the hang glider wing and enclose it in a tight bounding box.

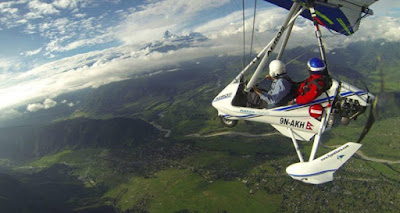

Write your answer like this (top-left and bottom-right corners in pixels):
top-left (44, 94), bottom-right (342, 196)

top-left (263, 0), bottom-right (379, 36)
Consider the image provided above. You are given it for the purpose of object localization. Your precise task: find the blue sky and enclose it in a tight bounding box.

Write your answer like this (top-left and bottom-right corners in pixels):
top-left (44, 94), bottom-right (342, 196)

top-left (0, 0), bottom-right (398, 121)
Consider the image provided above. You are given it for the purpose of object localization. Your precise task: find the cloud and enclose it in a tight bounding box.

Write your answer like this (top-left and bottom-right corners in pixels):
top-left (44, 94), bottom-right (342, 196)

top-left (0, 57), bottom-right (22, 72)
top-left (116, 0), bottom-right (230, 46)
top-left (61, 99), bottom-right (75, 107)
top-left (27, 103), bottom-right (44, 112)
top-left (26, 98), bottom-right (57, 112)
top-left (0, 58), bottom-right (13, 71)
top-left (53, 0), bottom-right (83, 10)
top-left (22, 47), bottom-right (42, 56)
top-left (43, 98), bottom-right (57, 109)
top-left (34, 12), bottom-right (118, 56)
top-left (27, 0), bottom-right (60, 15)
top-left (370, 1), bottom-right (400, 17)
top-left (0, 1), bottom-right (27, 29)
top-left (0, 38), bottom-right (227, 112)
top-left (357, 16), bottom-right (400, 41)
top-left (0, 0), bottom-right (112, 58)
top-left (194, 5), bottom-right (400, 52)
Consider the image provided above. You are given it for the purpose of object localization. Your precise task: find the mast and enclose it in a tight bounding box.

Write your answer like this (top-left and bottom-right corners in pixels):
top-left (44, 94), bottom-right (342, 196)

top-left (309, 6), bottom-right (327, 65)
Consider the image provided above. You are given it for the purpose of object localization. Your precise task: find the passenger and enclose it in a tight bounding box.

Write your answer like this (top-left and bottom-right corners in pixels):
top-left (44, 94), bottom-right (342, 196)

top-left (290, 58), bottom-right (331, 105)
top-left (247, 60), bottom-right (292, 109)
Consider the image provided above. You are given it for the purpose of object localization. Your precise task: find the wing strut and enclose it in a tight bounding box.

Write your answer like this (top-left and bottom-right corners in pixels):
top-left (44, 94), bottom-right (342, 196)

top-left (244, 2), bottom-right (303, 91)
top-left (276, 3), bottom-right (300, 60)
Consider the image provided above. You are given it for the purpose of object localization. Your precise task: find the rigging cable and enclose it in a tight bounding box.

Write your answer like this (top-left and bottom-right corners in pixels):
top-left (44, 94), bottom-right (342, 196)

top-left (242, 0), bottom-right (246, 69)
top-left (249, 0), bottom-right (257, 62)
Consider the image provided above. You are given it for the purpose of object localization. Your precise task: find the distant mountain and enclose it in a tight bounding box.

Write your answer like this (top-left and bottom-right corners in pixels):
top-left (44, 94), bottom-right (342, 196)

top-left (142, 30), bottom-right (208, 53)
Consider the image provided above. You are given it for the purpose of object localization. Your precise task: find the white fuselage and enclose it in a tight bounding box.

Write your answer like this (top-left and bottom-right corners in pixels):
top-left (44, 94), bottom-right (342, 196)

top-left (212, 74), bottom-right (372, 141)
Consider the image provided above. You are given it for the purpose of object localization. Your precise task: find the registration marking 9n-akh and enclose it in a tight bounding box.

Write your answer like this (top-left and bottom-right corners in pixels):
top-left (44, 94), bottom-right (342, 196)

top-left (280, 118), bottom-right (305, 129)
top-left (280, 118), bottom-right (313, 130)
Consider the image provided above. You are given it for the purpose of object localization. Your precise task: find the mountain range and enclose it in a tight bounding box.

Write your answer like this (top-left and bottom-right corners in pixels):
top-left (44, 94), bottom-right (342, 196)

top-left (142, 30), bottom-right (208, 53)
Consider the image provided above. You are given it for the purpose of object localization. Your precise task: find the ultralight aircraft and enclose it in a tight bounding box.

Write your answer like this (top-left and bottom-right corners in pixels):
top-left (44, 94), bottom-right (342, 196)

top-left (212, 0), bottom-right (378, 184)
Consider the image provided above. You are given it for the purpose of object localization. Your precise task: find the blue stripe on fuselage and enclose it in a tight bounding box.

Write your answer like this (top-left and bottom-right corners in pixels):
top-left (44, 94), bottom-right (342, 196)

top-left (223, 114), bottom-right (261, 119)
top-left (288, 169), bottom-right (336, 178)
top-left (274, 91), bottom-right (367, 112)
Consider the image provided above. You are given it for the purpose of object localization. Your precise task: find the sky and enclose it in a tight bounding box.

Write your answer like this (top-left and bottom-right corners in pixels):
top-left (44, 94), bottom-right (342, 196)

top-left (0, 0), bottom-right (399, 121)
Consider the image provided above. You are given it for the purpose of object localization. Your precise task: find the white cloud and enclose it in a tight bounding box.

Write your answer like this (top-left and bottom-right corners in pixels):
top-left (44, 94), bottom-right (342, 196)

top-left (194, 6), bottom-right (400, 52)
top-left (34, 14), bottom-right (117, 56)
top-left (26, 98), bottom-right (57, 112)
top-left (0, 58), bottom-right (13, 71)
top-left (1, 7), bottom-right (19, 15)
top-left (28, 0), bottom-right (60, 15)
top-left (0, 1), bottom-right (25, 29)
top-left (44, 98), bottom-right (57, 109)
top-left (116, 0), bottom-right (230, 46)
top-left (74, 13), bottom-right (86, 18)
top-left (0, 40), bottom-right (225, 112)
top-left (58, 31), bottom-right (115, 52)
top-left (0, 0), bottom-right (114, 58)
top-left (370, 1), bottom-right (400, 17)
top-left (24, 11), bottom-right (43, 20)
top-left (53, 0), bottom-right (82, 10)
top-left (27, 103), bottom-right (44, 112)
top-left (0, 57), bottom-right (22, 72)
top-left (22, 47), bottom-right (42, 56)
top-left (358, 16), bottom-right (400, 41)
top-left (60, 99), bottom-right (75, 107)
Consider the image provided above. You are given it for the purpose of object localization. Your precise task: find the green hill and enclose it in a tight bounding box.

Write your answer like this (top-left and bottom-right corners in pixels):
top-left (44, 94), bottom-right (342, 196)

top-left (0, 117), bottom-right (161, 160)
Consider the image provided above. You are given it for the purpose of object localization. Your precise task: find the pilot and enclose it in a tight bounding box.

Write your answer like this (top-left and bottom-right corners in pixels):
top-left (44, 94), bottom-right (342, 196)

top-left (247, 60), bottom-right (292, 109)
top-left (290, 58), bottom-right (330, 105)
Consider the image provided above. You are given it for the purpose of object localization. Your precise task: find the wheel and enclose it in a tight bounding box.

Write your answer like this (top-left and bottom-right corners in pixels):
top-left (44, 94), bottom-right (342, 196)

top-left (341, 116), bottom-right (350, 125)
top-left (220, 117), bottom-right (238, 128)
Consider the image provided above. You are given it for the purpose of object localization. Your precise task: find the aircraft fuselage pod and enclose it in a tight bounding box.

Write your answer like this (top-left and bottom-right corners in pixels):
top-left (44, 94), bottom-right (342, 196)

top-left (212, 74), bottom-right (373, 141)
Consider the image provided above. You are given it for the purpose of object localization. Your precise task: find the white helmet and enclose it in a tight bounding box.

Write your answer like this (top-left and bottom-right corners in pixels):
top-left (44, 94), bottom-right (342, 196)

top-left (269, 60), bottom-right (286, 78)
